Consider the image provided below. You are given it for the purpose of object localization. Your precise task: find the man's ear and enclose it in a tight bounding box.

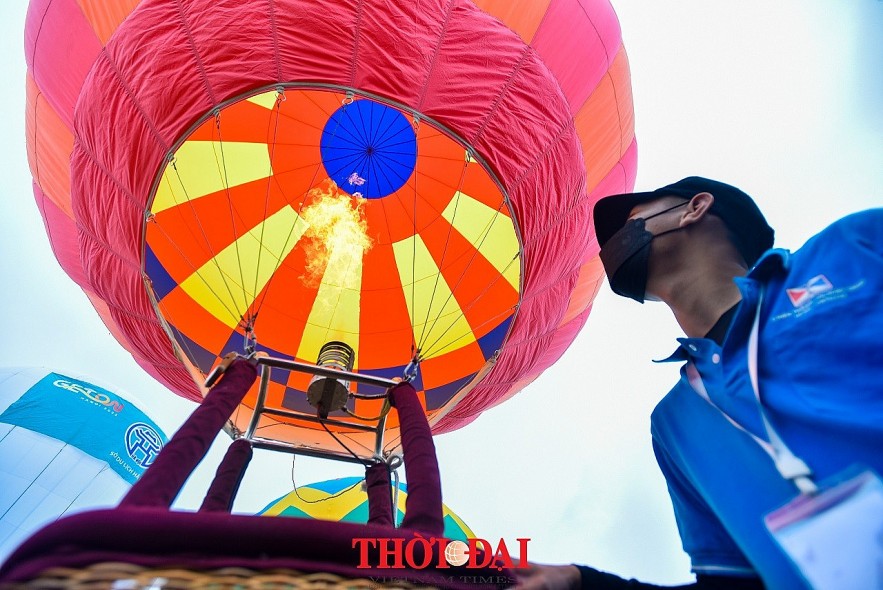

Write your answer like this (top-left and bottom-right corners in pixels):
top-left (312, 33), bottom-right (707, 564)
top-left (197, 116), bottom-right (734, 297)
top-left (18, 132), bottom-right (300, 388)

top-left (679, 192), bottom-right (714, 227)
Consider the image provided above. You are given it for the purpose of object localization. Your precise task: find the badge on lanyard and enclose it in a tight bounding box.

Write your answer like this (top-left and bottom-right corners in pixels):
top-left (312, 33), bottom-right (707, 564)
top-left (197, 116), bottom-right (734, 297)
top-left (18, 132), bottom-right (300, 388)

top-left (765, 469), bottom-right (883, 590)
top-left (686, 287), bottom-right (883, 588)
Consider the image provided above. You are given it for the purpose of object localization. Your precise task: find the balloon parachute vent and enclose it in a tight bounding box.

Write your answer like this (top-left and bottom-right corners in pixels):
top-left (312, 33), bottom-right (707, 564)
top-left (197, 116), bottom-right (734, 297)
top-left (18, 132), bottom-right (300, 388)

top-left (307, 341), bottom-right (355, 418)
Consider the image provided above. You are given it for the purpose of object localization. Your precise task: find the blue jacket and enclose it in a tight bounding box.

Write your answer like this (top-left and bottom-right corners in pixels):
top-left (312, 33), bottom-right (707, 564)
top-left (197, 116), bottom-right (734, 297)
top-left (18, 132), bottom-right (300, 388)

top-left (650, 209), bottom-right (883, 588)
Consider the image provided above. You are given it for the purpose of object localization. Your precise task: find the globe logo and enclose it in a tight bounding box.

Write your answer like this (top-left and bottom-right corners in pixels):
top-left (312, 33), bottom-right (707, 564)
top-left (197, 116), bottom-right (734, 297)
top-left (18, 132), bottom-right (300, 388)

top-left (445, 540), bottom-right (469, 566)
top-left (125, 423), bottom-right (164, 468)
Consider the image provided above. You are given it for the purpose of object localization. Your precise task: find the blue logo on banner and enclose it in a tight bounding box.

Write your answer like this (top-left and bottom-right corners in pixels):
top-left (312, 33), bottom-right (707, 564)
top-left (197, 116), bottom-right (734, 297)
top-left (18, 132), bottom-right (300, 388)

top-left (125, 423), bottom-right (163, 468)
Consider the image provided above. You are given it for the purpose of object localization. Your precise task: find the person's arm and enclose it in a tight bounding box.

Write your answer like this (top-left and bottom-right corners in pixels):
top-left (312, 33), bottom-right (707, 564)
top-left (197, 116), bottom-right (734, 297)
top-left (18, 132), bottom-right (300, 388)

top-left (576, 565), bottom-right (763, 589)
top-left (514, 563), bottom-right (763, 589)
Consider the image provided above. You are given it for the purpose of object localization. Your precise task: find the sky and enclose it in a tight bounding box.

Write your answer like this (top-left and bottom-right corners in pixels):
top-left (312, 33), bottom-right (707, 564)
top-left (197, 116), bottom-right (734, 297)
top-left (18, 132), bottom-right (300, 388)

top-left (1, 0), bottom-right (881, 584)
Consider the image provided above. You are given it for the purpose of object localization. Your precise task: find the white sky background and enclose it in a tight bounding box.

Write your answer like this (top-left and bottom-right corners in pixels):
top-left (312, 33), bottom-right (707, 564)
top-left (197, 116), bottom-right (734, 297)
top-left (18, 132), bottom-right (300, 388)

top-left (0, 0), bottom-right (881, 584)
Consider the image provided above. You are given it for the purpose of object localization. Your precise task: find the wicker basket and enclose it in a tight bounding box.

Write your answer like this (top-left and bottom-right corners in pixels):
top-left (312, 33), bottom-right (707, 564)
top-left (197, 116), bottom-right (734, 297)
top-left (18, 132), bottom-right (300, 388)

top-left (1, 562), bottom-right (436, 590)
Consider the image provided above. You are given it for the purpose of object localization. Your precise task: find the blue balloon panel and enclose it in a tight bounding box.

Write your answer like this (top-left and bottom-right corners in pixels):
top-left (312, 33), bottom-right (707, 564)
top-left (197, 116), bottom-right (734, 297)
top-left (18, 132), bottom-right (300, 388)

top-left (320, 99), bottom-right (417, 199)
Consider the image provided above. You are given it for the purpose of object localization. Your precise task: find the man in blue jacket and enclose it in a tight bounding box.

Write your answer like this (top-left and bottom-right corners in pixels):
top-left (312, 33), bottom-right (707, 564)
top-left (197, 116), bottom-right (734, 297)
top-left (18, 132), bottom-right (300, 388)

top-left (517, 177), bottom-right (883, 589)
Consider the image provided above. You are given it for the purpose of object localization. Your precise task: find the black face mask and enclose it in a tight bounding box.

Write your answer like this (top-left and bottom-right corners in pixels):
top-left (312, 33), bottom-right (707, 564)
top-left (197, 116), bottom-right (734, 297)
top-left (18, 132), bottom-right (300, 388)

top-left (599, 202), bottom-right (688, 303)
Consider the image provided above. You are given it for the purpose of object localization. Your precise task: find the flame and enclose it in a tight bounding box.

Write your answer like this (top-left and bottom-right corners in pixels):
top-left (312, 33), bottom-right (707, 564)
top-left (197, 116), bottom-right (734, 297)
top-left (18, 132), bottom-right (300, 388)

top-left (299, 179), bottom-right (373, 290)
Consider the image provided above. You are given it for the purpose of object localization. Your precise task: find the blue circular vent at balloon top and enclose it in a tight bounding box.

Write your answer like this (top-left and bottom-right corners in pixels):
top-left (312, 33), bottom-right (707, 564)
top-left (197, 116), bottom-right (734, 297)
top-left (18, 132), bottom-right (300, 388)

top-left (320, 99), bottom-right (417, 200)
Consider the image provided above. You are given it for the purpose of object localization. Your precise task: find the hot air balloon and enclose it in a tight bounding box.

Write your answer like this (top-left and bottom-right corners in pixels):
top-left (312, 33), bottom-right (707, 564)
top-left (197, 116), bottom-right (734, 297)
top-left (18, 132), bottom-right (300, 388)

top-left (25, 0), bottom-right (636, 460)
top-left (0, 367), bottom-right (167, 560)
top-left (259, 476), bottom-right (475, 542)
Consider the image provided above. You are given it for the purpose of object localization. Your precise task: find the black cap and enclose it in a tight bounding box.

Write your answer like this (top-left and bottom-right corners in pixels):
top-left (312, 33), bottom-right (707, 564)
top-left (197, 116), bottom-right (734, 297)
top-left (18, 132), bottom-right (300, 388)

top-left (593, 176), bottom-right (774, 266)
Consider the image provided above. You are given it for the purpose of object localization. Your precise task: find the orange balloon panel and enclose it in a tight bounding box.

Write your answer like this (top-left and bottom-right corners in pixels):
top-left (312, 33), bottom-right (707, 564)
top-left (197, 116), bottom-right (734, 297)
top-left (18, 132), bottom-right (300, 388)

top-left (145, 89), bottom-right (521, 426)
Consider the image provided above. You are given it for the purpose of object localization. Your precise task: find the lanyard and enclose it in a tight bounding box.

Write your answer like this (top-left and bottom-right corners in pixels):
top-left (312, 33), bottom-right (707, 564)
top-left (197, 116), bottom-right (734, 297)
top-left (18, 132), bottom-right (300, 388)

top-left (685, 288), bottom-right (818, 495)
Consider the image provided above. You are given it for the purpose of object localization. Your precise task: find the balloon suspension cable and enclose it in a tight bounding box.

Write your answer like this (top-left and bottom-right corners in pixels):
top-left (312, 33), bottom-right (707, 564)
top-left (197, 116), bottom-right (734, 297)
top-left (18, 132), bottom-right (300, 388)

top-left (241, 316), bottom-right (258, 356)
top-left (204, 351), bottom-right (265, 388)
top-left (288, 455), bottom-right (362, 505)
top-left (403, 352), bottom-right (421, 383)
top-left (319, 418), bottom-right (371, 467)
top-left (343, 398), bottom-right (392, 422)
